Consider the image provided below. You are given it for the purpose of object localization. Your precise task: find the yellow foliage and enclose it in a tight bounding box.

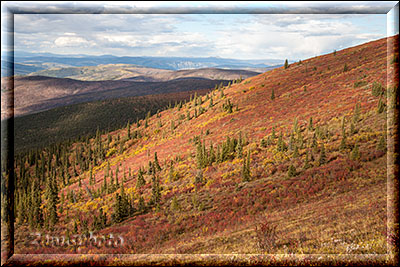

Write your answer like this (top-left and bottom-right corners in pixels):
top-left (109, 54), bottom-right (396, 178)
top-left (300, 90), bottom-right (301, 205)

top-left (105, 147), bottom-right (117, 158)
top-left (196, 112), bottom-right (226, 129)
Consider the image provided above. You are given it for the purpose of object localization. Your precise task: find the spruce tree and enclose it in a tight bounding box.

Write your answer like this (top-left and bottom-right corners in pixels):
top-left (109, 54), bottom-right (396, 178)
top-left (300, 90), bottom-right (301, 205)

top-left (136, 168), bottom-right (146, 188)
top-left (150, 174), bottom-right (161, 206)
top-left (350, 143), bottom-right (360, 161)
top-left (303, 149), bottom-right (311, 170)
top-left (353, 103), bottom-right (361, 123)
top-left (377, 97), bottom-right (385, 113)
top-left (271, 89), bottom-right (275, 100)
top-left (29, 179), bottom-right (43, 229)
top-left (293, 145), bottom-right (299, 158)
top-left (170, 196), bottom-right (179, 212)
top-left (287, 164), bottom-right (296, 178)
top-left (154, 152), bottom-right (161, 172)
top-left (138, 195), bottom-right (145, 212)
top-left (112, 193), bottom-right (123, 223)
top-left (195, 169), bottom-right (204, 185)
top-left (89, 165), bottom-right (94, 185)
top-left (169, 163), bottom-right (176, 182)
top-left (309, 117), bottom-right (313, 130)
top-left (103, 174), bottom-right (108, 193)
top-left (260, 138), bottom-right (267, 148)
top-left (377, 135), bottom-right (386, 152)
top-left (45, 174), bottom-right (59, 229)
top-left (318, 143), bottom-right (326, 165)
top-left (120, 182), bottom-right (129, 219)
top-left (242, 150), bottom-right (251, 182)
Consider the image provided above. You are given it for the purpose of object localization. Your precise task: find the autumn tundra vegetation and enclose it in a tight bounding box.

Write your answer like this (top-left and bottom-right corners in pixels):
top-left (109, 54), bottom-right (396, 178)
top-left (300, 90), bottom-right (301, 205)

top-left (4, 35), bottom-right (398, 262)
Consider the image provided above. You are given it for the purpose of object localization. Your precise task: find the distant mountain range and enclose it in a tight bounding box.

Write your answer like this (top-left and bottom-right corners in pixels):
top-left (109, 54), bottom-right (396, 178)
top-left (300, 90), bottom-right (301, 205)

top-left (1, 51), bottom-right (283, 76)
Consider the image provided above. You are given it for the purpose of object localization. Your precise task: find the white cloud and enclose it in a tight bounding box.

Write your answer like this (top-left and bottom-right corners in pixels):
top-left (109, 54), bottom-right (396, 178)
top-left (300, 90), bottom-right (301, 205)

top-left (54, 36), bottom-right (94, 47)
top-left (10, 12), bottom-right (388, 60)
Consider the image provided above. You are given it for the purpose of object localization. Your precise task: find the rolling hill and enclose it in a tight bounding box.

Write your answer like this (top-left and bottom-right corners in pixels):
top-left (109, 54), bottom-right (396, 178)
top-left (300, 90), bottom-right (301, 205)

top-left (13, 89), bottom-right (212, 153)
top-left (1, 76), bottom-right (232, 118)
top-left (10, 35), bottom-right (398, 265)
top-left (27, 65), bottom-right (261, 82)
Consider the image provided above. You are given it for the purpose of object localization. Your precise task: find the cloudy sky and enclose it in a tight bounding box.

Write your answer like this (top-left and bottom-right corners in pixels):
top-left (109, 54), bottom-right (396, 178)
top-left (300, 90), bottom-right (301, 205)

top-left (3, 2), bottom-right (398, 60)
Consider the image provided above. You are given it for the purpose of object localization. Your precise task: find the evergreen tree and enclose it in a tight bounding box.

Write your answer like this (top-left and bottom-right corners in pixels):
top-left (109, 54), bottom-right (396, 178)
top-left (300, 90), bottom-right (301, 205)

top-left (289, 133), bottom-right (295, 151)
top-left (350, 143), bottom-right (360, 161)
top-left (311, 133), bottom-right (318, 154)
top-left (260, 138), bottom-right (267, 148)
top-left (29, 179), bottom-right (43, 229)
top-left (318, 143), bottom-right (326, 165)
top-left (287, 164), bottom-right (297, 178)
top-left (45, 174), bottom-right (59, 229)
top-left (377, 97), bottom-right (385, 113)
top-left (377, 135), bottom-right (386, 152)
top-left (303, 149), bottom-right (311, 170)
top-left (127, 122), bottom-right (131, 139)
top-left (154, 152), bottom-right (161, 172)
top-left (293, 117), bottom-right (299, 134)
top-left (272, 127), bottom-right (276, 139)
top-left (277, 132), bottom-right (287, 152)
top-left (353, 102), bottom-right (361, 123)
top-left (271, 89), bottom-right (275, 100)
top-left (103, 174), bottom-right (108, 193)
top-left (309, 117), bottom-right (313, 130)
top-left (150, 174), bottom-right (161, 206)
top-left (372, 82), bottom-right (384, 97)
top-left (119, 139), bottom-right (124, 154)
top-left (242, 150), bottom-right (251, 182)
top-left (136, 168), bottom-right (146, 188)
top-left (350, 121), bottom-right (357, 135)
top-left (110, 169), bottom-right (114, 187)
top-left (112, 193), bottom-right (123, 223)
top-left (297, 131), bottom-right (304, 149)
top-left (170, 196), bottom-right (180, 212)
top-left (195, 169), bottom-right (204, 185)
top-left (169, 162), bottom-right (176, 182)
top-left (115, 165), bottom-right (119, 186)
top-left (89, 165), bottom-right (94, 185)
top-left (284, 59), bottom-right (289, 69)
top-left (293, 145), bottom-right (299, 158)
top-left (209, 142), bottom-right (216, 164)
top-left (138, 195), bottom-right (146, 212)
top-left (340, 134), bottom-right (347, 151)
top-left (119, 182), bottom-right (129, 219)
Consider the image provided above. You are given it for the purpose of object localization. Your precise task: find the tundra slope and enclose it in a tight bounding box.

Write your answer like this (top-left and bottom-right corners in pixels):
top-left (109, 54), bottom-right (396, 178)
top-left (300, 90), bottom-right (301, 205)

top-left (13, 36), bottom-right (398, 261)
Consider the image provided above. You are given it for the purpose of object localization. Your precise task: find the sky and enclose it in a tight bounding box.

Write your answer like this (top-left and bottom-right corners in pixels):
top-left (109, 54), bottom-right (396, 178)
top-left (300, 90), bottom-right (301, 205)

top-left (2, 1), bottom-right (398, 61)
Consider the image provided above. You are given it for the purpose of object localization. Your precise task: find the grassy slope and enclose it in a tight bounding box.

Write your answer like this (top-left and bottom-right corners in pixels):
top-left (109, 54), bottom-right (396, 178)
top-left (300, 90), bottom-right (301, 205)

top-left (15, 36), bottom-right (398, 257)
